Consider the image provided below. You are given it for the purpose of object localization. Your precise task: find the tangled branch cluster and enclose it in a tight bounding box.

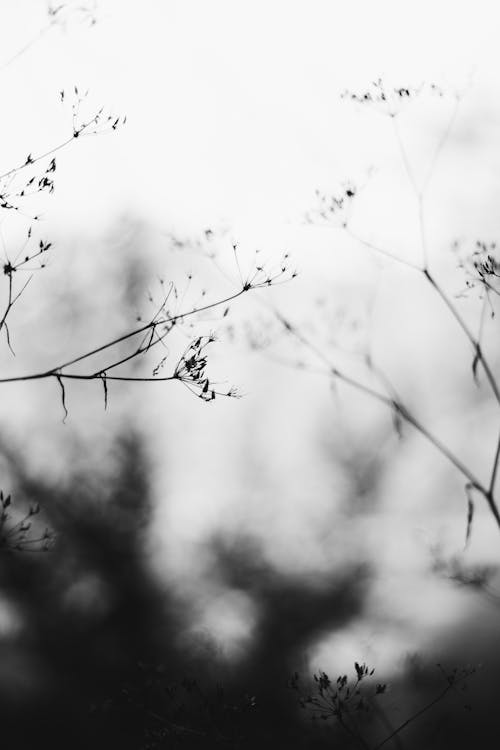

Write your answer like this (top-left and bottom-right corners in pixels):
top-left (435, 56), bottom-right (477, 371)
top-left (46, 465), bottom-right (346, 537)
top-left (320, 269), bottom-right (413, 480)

top-left (0, 490), bottom-right (54, 553)
top-left (269, 76), bottom-right (500, 543)
top-left (290, 661), bottom-right (476, 750)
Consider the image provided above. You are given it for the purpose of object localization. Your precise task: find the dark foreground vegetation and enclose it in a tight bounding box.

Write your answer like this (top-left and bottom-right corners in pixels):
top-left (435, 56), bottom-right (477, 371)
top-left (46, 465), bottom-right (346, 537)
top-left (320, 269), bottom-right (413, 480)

top-left (0, 432), bottom-right (493, 750)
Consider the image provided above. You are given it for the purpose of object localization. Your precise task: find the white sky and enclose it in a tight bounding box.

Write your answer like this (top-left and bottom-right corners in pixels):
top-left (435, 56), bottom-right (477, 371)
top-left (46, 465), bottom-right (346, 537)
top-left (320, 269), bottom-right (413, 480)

top-left (1, 0), bottom-right (499, 233)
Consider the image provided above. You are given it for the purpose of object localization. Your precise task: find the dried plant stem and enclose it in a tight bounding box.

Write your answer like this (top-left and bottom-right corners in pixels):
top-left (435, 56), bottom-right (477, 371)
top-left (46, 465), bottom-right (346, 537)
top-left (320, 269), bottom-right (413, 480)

top-left (395, 100), bottom-right (500, 407)
top-left (350, 231), bottom-right (500, 406)
top-left (420, 95), bottom-right (460, 194)
top-left (490, 430), bottom-right (500, 496)
top-left (418, 194), bottom-right (429, 269)
top-left (0, 21), bottom-right (53, 73)
top-left (347, 229), bottom-right (421, 271)
top-left (0, 137), bottom-right (73, 183)
top-left (373, 682), bottom-right (454, 750)
top-left (0, 277), bottom-right (281, 413)
top-left (390, 100), bottom-right (500, 402)
top-left (0, 285), bottom-right (248, 385)
top-left (356, 98), bottom-right (500, 528)
top-left (338, 714), bottom-right (371, 750)
top-left (274, 310), bottom-right (500, 529)
top-left (0, 273), bottom-right (32, 352)
top-left (423, 269), bottom-right (500, 405)
top-left (370, 702), bottom-right (404, 750)
top-left (393, 117), bottom-right (419, 197)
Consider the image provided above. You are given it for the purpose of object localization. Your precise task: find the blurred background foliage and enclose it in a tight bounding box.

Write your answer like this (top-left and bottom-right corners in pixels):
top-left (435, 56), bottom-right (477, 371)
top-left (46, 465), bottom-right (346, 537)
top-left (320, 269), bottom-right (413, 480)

top-left (1, 2), bottom-right (500, 748)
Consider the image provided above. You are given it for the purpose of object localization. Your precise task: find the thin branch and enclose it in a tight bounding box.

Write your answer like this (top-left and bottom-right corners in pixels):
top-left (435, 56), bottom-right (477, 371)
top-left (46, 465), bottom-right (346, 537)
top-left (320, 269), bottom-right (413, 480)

top-left (0, 273), bottom-right (33, 353)
top-left (388, 94), bottom-right (500, 524)
top-left (0, 273), bottom-right (14, 338)
top-left (489, 429), bottom-right (500, 496)
top-left (347, 228), bottom-right (421, 271)
top-left (0, 20), bottom-right (54, 73)
top-left (424, 269), bottom-right (500, 406)
top-left (0, 285), bottom-right (248, 386)
top-left (56, 374), bottom-right (68, 422)
top-left (417, 194), bottom-right (429, 270)
top-left (393, 117), bottom-right (419, 196)
top-left (393, 99), bottom-right (499, 405)
top-left (0, 274), bottom-right (284, 419)
top-left (477, 290), bottom-right (489, 345)
top-left (337, 713), bottom-right (371, 750)
top-left (53, 286), bottom-right (251, 373)
top-left (0, 137), bottom-right (73, 184)
top-left (420, 94), bottom-right (460, 194)
top-left (273, 308), bottom-right (500, 528)
top-left (0, 107), bottom-right (121, 186)
top-left (389, 95), bottom-right (500, 406)
top-left (370, 701), bottom-right (404, 750)
top-left (373, 683), bottom-right (453, 750)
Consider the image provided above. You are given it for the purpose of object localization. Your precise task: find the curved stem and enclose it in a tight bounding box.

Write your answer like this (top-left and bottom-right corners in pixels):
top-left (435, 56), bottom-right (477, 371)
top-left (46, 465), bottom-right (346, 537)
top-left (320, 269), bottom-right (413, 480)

top-left (274, 309), bottom-right (500, 529)
top-left (423, 269), bottom-right (500, 406)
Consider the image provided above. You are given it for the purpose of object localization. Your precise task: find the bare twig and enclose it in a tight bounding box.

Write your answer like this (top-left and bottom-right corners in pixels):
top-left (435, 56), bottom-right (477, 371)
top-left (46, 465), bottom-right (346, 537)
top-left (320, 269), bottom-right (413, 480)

top-left (373, 677), bottom-right (459, 750)
top-left (423, 269), bottom-right (500, 405)
top-left (0, 270), bottom-right (289, 416)
top-left (273, 307), bottom-right (500, 529)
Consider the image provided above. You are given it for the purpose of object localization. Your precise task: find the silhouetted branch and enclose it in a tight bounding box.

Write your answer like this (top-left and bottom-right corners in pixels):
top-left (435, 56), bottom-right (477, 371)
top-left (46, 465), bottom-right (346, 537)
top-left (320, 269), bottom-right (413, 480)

top-left (0, 267), bottom-right (291, 416)
top-left (299, 79), bottom-right (500, 536)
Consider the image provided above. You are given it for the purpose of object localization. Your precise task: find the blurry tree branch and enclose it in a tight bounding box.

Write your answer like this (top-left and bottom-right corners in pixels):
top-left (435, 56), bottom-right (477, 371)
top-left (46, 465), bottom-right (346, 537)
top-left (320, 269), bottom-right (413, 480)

top-left (0, 488), bottom-right (54, 553)
top-left (0, 3), bottom-right (98, 73)
top-left (278, 80), bottom-right (500, 536)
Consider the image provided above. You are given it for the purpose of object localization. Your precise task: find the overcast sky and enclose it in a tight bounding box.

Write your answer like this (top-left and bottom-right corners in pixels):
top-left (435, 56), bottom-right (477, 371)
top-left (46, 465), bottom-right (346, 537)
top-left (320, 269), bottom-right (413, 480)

top-left (2, 0), bottom-right (499, 234)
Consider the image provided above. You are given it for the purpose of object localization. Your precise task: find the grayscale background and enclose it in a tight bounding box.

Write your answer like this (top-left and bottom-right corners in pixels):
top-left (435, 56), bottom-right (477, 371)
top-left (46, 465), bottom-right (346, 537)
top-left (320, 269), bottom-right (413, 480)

top-left (0, 2), bottom-right (499, 748)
